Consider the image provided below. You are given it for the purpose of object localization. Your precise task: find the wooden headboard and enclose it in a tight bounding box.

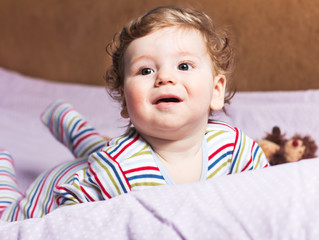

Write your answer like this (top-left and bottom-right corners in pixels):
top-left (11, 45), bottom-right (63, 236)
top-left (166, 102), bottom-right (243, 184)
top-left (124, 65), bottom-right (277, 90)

top-left (1, 0), bottom-right (318, 91)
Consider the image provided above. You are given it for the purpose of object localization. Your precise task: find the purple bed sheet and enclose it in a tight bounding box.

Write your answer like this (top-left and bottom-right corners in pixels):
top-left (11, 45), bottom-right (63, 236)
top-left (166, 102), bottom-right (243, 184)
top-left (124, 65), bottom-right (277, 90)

top-left (0, 159), bottom-right (319, 239)
top-left (1, 67), bottom-right (319, 239)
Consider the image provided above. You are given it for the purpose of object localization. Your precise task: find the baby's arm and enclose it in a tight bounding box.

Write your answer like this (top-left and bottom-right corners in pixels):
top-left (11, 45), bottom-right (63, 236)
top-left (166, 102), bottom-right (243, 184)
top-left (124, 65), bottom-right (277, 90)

top-left (54, 167), bottom-right (104, 206)
top-left (54, 150), bottom-right (131, 207)
top-left (41, 100), bottom-right (107, 158)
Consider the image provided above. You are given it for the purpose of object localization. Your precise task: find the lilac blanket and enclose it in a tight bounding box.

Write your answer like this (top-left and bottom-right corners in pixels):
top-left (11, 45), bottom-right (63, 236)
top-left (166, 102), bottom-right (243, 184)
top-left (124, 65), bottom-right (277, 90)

top-left (1, 67), bottom-right (319, 238)
top-left (0, 159), bottom-right (318, 239)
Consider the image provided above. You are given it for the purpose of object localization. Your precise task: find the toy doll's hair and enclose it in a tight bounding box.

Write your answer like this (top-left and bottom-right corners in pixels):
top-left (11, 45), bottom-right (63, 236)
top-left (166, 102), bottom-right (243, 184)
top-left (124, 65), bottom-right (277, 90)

top-left (105, 5), bottom-right (235, 110)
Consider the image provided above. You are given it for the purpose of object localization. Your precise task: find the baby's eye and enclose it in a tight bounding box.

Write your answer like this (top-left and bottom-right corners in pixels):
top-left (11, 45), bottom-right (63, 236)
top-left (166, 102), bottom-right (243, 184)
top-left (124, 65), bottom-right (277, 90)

top-left (178, 63), bottom-right (192, 71)
top-left (141, 68), bottom-right (154, 75)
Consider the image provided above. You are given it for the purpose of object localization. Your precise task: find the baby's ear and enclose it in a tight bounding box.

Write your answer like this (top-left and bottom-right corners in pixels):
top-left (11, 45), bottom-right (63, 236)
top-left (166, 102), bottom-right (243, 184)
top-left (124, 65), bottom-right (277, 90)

top-left (210, 74), bottom-right (226, 111)
top-left (120, 105), bottom-right (129, 118)
top-left (120, 87), bottom-right (129, 118)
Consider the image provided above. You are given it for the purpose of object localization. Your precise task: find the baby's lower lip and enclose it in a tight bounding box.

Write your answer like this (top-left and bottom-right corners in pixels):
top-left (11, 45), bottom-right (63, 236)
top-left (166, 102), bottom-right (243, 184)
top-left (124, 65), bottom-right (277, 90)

top-left (155, 101), bottom-right (181, 109)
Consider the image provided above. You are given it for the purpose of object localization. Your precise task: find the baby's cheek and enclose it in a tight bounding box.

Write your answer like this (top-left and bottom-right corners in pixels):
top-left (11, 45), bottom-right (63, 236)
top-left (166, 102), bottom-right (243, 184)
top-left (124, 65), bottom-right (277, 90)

top-left (124, 87), bottom-right (147, 119)
top-left (124, 84), bottom-right (143, 103)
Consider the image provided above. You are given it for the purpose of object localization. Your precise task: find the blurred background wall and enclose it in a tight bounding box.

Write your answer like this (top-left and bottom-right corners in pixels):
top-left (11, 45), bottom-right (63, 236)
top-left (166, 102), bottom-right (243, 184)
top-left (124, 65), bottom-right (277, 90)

top-left (0, 0), bottom-right (318, 91)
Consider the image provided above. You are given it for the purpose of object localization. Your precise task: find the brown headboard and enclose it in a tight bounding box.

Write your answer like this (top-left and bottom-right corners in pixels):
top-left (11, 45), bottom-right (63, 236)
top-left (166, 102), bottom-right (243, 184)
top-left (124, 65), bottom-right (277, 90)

top-left (1, 0), bottom-right (318, 91)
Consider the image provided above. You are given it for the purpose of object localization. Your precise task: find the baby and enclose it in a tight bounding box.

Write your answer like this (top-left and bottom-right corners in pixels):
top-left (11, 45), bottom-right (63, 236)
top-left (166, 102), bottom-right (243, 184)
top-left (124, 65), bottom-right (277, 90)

top-left (0, 6), bottom-right (269, 221)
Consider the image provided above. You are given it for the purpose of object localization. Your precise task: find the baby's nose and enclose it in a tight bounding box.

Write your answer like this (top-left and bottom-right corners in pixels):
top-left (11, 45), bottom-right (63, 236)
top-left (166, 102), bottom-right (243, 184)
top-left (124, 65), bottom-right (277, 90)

top-left (155, 71), bottom-right (176, 86)
top-left (155, 78), bottom-right (175, 86)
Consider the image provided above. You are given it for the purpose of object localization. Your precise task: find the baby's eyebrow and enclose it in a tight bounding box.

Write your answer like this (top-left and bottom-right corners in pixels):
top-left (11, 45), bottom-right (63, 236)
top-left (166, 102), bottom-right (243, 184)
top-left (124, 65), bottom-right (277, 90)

top-left (178, 51), bottom-right (195, 56)
top-left (175, 50), bottom-right (201, 59)
top-left (129, 55), bottom-right (153, 66)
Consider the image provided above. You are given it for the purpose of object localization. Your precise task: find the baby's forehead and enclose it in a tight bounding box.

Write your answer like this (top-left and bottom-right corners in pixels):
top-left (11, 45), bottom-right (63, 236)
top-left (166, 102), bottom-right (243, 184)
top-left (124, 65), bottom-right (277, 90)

top-left (127, 26), bottom-right (208, 52)
top-left (139, 25), bottom-right (206, 42)
top-left (124, 26), bottom-right (210, 62)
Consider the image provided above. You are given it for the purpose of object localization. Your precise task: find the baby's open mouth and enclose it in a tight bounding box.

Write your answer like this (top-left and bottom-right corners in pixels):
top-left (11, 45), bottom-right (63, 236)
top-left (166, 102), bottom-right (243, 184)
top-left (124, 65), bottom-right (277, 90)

top-left (155, 97), bottom-right (180, 104)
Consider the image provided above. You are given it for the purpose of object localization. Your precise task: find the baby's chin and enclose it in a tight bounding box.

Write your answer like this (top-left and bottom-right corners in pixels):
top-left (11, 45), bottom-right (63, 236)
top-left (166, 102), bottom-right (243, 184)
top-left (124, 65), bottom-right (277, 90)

top-left (139, 123), bottom-right (205, 142)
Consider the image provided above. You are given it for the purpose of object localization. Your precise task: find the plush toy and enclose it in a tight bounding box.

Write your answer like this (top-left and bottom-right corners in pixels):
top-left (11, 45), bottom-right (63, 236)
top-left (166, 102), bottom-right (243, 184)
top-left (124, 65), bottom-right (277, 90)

top-left (258, 126), bottom-right (318, 165)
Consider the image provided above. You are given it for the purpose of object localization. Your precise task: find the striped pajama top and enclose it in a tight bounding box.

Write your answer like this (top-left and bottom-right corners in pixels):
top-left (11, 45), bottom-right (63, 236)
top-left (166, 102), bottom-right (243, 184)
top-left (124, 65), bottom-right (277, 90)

top-left (0, 119), bottom-right (269, 221)
top-left (55, 120), bottom-right (269, 207)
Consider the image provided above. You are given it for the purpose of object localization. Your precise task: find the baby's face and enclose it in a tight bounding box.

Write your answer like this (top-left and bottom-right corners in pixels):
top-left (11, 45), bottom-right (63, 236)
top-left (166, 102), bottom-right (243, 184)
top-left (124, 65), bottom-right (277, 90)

top-left (122, 26), bottom-right (225, 140)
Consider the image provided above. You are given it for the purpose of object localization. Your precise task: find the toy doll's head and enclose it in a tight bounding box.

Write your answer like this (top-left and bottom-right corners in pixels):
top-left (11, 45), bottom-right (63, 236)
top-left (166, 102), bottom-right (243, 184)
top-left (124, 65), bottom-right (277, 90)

top-left (105, 6), bottom-right (235, 119)
top-left (259, 126), bottom-right (317, 165)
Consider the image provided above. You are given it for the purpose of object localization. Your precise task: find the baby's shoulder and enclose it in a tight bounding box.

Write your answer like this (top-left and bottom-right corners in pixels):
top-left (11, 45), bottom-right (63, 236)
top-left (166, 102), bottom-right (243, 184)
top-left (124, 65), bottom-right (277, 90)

top-left (206, 120), bottom-right (237, 134)
top-left (205, 120), bottom-right (239, 146)
top-left (91, 128), bottom-right (151, 164)
top-left (205, 120), bottom-right (252, 146)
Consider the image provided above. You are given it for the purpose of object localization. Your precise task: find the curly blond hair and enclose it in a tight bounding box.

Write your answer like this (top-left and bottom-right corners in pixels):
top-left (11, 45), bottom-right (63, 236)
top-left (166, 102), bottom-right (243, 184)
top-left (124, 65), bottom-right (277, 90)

top-left (105, 6), bottom-right (235, 110)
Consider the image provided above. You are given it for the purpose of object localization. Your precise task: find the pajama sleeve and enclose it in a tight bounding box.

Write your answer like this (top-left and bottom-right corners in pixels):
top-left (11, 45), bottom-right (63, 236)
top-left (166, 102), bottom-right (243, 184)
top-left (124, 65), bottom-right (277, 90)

top-left (41, 100), bottom-right (107, 158)
top-left (230, 127), bottom-right (269, 173)
top-left (54, 150), bottom-right (132, 207)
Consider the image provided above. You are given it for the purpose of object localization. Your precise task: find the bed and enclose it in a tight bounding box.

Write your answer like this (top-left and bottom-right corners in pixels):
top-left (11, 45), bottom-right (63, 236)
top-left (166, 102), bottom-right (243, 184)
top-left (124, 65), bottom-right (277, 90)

top-left (1, 67), bottom-right (319, 239)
